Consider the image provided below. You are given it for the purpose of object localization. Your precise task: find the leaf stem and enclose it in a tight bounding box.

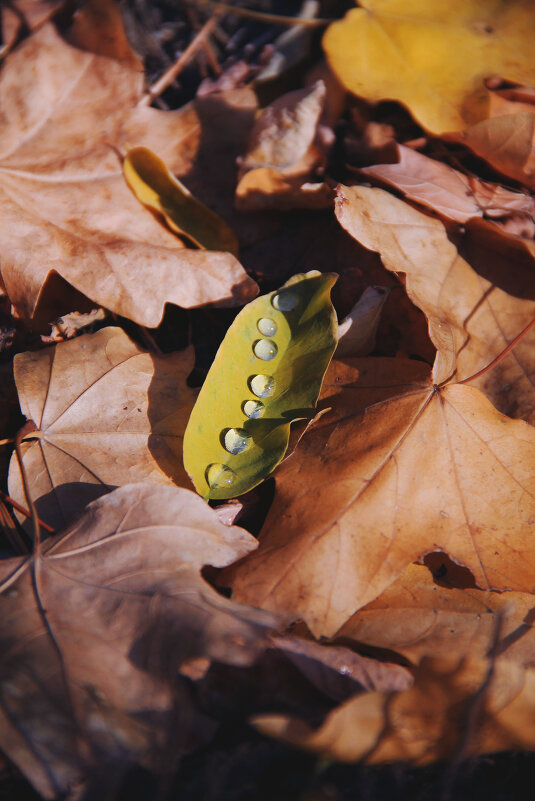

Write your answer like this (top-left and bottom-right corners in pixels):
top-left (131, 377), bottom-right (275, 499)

top-left (458, 318), bottom-right (535, 385)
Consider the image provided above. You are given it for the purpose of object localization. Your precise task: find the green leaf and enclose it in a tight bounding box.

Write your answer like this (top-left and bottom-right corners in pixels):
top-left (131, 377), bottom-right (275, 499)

top-left (123, 146), bottom-right (239, 255)
top-left (183, 271), bottom-right (338, 500)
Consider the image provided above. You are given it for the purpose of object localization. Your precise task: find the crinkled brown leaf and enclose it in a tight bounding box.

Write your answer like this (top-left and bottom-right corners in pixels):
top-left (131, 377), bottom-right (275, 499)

top-left (236, 81), bottom-right (333, 211)
top-left (0, 483), bottom-right (279, 799)
top-left (335, 185), bottom-right (535, 424)
top-left (0, 4), bottom-right (258, 326)
top-left (361, 143), bottom-right (535, 224)
top-left (8, 327), bottom-right (197, 532)
top-left (226, 356), bottom-right (535, 636)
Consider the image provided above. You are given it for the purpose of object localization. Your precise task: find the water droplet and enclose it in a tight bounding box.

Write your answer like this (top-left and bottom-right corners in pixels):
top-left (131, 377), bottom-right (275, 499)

top-left (249, 374), bottom-right (275, 398)
top-left (272, 290), bottom-right (298, 311)
top-left (257, 317), bottom-right (277, 337)
top-left (224, 428), bottom-right (251, 454)
top-left (243, 399), bottom-right (265, 419)
top-left (253, 339), bottom-right (278, 360)
top-left (206, 463), bottom-right (235, 489)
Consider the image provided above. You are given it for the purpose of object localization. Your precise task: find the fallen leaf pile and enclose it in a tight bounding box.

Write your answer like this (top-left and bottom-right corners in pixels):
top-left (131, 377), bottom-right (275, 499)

top-left (3, 1), bottom-right (535, 798)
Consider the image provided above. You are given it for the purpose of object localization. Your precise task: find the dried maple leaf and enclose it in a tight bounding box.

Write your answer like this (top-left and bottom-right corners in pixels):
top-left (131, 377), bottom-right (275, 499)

top-left (8, 327), bottom-right (197, 532)
top-left (0, 2), bottom-right (258, 327)
top-left (254, 653), bottom-right (535, 764)
top-left (226, 356), bottom-right (535, 636)
top-left (361, 144), bottom-right (535, 224)
top-left (338, 562), bottom-right (535, 667)
top-left (335, 185), bottom-right (535, 425)
top-left (0, 483), bottom-right (279, 799)
top-left (323, 0), bottom-right (535, 134)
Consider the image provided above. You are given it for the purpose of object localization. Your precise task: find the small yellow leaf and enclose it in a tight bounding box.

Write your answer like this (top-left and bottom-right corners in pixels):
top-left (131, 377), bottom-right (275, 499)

top-left (123, 146), bottom-right (239, 255)
top-left (183, 272), bottom-right (338, 500)
top-left (323, 0), bottom-right (535, 134)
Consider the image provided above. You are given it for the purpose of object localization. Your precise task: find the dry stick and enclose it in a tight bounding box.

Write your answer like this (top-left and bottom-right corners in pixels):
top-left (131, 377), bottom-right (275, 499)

top-left (0, 490), bottom-right (55, 535)
top-left (14, 422), bottom-right (41, 546)
top-left (139, 12), bottom-right (222, 107)
top-left (195, 0), bottom-right (333, 27)
top-left (0, 499), bottom-right (29, 555)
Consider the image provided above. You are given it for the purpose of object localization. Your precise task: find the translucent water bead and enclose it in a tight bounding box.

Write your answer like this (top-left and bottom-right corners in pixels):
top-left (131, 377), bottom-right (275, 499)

top-left (272, 290), bottom-right (298, 311)
top-left (257, 317), bottom-right (277, 337)
top-left (242, 399), bottom-right (265, 419)
top-left (253, 339), bottom-right (278, 360)
top-left (249, 375), bottom-right (275, 398)
top-left (206, 463), bottom-right (235, 489)
top-left (223, 428), bottom-right (251, 455)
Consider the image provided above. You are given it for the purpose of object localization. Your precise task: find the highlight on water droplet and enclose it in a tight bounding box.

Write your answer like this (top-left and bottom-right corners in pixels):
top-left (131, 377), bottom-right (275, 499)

top-left (272, 290), bottom-right (299, 311)
top-left (249, 374), bottom-right (276, 398)
top-left (223, 427), bottom-right (251, 454)
top-left (242, 399), bottom-right (265, 419)
top-left (257, 317), bottom-right (277, 337)
top-left (206, 463), bottom-right (235, 489)
top-left (253, 339), bottom-right (278, 360)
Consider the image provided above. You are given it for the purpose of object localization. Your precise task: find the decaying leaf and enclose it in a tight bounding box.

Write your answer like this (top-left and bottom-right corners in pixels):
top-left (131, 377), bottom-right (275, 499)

top-left (226, 356), bottom-right (535, 636)
top-left (336, 285), bottom-right (391, 357)
top-left (183, 272), bottom-right (338, 500)
top-left (361, 144), bottom-right (535, 224)
top-left (0, 483), bottom-right (280, 799)
top-left (335, 185), bottom-right (535, 425)
top-left (254, 654), bottom-right (535, 764)
top-left (8, 327), bottom-right (198, 532)
top-left (323, 0), bottom-right (535, 134)
top-left (236, 81), bottom-right (333, 210)
top-left (123, 146), bottom-right (239, 255)
top-left (0, 3), bottom-right (257, 327)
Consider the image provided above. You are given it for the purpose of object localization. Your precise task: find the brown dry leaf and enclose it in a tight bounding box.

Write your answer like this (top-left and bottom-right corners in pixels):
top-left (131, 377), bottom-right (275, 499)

top-left (42, 308), bottom-right (107, 343)
top-left (361, 144), bottom-right (535, 223)
top-left (338, 562), bottom-right (535, 667)
top-left (0, 3), bottom-right (258, 327)
top-left (254, 653), bottom-right (535, 764)
top-left (8, 327), bottom-right (197, 532)
top-left (335, 185), bottom-right (535, 424)
top-left (336, 286), bottom-right (391, 357)
top-left (0, 483), bottom-right (280, 799)
top-left (0, 0), bottom-right (64, 55)
top-left (226, 355), bottom-right (535, 637)
top-left (456, 112), bottom-right (535, 187)
top-left (236, 81), bottom-right (333, 211)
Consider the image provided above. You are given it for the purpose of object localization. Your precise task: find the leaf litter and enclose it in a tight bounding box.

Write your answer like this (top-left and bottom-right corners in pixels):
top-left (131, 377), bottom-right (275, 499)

top-left (3, 0), bottom-right (535, 798)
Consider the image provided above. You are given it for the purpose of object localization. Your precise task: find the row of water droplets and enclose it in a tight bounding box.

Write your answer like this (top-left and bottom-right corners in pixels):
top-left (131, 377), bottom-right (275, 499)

top-left (206, 289), bottom-right (299, 491)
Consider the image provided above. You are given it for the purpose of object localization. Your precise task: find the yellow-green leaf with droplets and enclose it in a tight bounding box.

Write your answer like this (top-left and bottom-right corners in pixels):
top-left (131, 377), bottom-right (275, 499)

top-left (123, 146), bottom-right (239, 255)
top-left (183, 272), bottom-right (338, 500)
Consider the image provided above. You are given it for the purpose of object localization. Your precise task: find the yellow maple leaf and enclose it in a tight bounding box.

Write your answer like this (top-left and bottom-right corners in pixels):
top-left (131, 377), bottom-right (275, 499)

top-left (323, 0), bottom-right (535, 134)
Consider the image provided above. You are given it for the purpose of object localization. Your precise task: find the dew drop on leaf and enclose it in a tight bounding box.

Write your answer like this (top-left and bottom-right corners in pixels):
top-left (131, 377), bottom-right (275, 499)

top-left (253, 339), bottom-right (278, 360)
top-left (205, 463), bottom-right (236, 488)
top-left (272, 290), bottom-right (299, 311)
top-left (249, 375), bottom-right (276, 398)
top-left (242, 399), bottom-right (265, 419)
top-left (223, 428), bottom-right (251, 454)
top-left (257, 317), bottom-right (277, 336)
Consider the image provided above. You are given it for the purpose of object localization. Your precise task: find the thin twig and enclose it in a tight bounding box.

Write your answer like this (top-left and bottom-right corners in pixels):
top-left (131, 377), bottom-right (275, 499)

top-left (15, 422), bottom-right (41, 546)
top-left (139, 12), bottom-right (222, 106)
top-left (195, 0), bottom-right (333, 27)
top-left (457, 318), bottom-right (535, 385)
top-left (0, 490), bottom-right (55, 535)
